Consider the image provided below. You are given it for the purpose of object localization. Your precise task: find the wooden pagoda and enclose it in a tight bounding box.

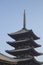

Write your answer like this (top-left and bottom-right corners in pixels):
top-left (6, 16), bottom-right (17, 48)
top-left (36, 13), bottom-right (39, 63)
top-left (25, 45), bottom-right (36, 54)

top-left (5, 10), bottom-right (42, 65)
top-left (0, 10), bottom-right (42, 65)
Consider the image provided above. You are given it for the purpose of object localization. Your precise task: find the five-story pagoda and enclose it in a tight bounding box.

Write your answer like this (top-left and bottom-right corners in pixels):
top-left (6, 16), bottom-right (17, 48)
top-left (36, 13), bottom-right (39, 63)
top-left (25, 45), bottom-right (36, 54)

top-left (6, 10), bottom-right (42, 65)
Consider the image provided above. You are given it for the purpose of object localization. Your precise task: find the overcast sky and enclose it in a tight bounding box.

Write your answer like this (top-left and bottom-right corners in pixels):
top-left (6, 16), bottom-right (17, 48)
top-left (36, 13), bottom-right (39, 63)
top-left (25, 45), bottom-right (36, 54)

top-left (0, 0), bottom-right (43, 62)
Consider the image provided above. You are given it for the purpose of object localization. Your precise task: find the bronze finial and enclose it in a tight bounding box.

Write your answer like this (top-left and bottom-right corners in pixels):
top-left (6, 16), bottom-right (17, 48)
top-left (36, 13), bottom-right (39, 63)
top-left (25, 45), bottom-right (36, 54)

top-left (23, 10), bottom-right (26, 29)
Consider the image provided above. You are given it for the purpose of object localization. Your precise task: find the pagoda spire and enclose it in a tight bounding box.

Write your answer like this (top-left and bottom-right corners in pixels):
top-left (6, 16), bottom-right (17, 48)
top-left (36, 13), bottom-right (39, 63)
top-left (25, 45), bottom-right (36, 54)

top-left (23, 10), bottom-right (26, 29)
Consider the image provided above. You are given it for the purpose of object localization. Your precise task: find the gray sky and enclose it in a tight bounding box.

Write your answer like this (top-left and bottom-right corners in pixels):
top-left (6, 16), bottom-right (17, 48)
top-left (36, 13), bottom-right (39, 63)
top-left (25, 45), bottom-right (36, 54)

top-left (0, 0), bottom-right (43, 62)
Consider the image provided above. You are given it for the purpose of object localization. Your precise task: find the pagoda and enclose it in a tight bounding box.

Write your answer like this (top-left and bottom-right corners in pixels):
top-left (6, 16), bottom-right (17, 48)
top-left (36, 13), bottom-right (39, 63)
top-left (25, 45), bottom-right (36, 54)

top-left (6, 10), bottom-right (42, 65)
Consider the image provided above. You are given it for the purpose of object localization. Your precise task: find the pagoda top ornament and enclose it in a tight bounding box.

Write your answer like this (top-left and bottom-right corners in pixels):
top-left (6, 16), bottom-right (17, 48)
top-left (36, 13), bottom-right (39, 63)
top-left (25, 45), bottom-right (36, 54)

top-left (23, 10), bottom-right (26, 29)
